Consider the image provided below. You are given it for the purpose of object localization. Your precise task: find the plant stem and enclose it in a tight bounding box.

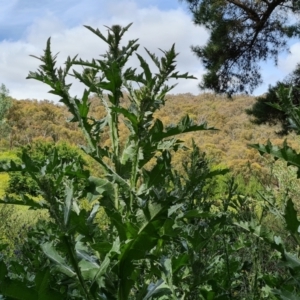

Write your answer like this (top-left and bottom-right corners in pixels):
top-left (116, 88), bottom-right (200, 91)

top-left (63, 235), bottom-right (95, 300)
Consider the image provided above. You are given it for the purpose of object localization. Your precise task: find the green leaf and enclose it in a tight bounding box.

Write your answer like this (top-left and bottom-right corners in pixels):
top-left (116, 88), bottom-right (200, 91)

top-left (168, 203), bottom-right (184, 217)
top-left (117, 202), bottom-right (167, 299)
top-left (41, 242), bottom-right (76, 278)
top-left (0, 260), bottom-right (7, 281)
top-left (273, 288), bottom-right (300, 300)
top-left (121, 140), bottom-right (138, 165)
top-left (111, 106), bottom-right (138, 132)
top-left (35, 268), bottom-right (64, 300)
top-left (136, 202), bottom-right (165, 231)
top-left (182, 210), bottom-right (211, 219)
top-left (0, 159), bottom-right (23, 172)
top-left (143, 279), bottom-right (172, 300)
top-left (35, 268), bottom-right (50, 295)
top-left (284, 198), bottom-right (300, 234)
top-left (136, 53), bottom-right (153, 84)
top-left (0, 280), bottom-right (38, 300)
top-left (64, 181), bottom-right (74, 226)
top-left (161, 219), bottom-right (178, 237)
top-left (91, 242), bottom-right (113, 254)
top-left (283, 251), bottom-right (300, 270)
top-left (250, 140), bottom-right (300, 177)
top-left (172, 254), bottom-right (189, 274)
top-left (0, 194), bottom-right (46, 209)
top-left (152, 115), bottom-right (215, 142)
top-left (86, 176), bottom-right (115, 203)
top-left (82, 238), bottom-right (120, 288)
top-left (145, 48), bottom-right (160, 69)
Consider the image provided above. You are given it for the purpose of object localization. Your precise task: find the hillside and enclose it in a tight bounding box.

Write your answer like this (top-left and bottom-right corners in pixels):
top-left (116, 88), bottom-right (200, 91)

top-left (159, 93), bottom-right (297, 173)
top-left (1, 92), bottom-right (299, 186)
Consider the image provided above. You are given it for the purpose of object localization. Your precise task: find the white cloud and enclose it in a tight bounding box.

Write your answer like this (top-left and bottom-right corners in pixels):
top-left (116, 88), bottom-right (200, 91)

top-left (252, 41), bottom-right (300, 95)
top-left (278, 42), bottom-right (300, 74)
top-left (0, 2), bottom-right (208, 101)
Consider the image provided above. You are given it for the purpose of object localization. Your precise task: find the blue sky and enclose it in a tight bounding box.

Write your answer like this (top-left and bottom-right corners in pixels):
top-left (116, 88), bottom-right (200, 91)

top-left (0, 0), bottom-right (299, 101)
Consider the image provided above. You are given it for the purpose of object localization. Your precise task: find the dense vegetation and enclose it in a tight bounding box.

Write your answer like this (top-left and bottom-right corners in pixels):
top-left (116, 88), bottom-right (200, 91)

top-left (1, 23), bottom-right (300, 299)
top-left (246, 63), bottom-right (300, 135)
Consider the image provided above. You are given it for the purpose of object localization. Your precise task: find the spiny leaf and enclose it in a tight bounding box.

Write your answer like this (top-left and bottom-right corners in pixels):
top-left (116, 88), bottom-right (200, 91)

top-left (145, 48), bottom-right (160, 69)
top-left (143, 279), bottom-right (172, 300)
top-left (81, 238), bottom-right (120, 288)
top-left (0, 194), bottom-right (46, 209)
top-left (86, 176), bottom-right (115, 203)
top-left (151, 115), bottom-right (215, 142)
top-left (136, 53), bottom-right (153, 83)
top-left (250, 140), bottom-right (300, 177)
top-left (111, 106), bottom-right (138, 133)
top-left (283, 251), bottom-right (300, 270)
top-left (41, 242), bottom-right (76, 278)
top-left (172, 254), bottom-right (189, 274)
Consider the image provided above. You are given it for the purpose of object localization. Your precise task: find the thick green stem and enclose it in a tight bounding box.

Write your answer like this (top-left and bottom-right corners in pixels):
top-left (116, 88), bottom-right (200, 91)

top-left (63, 235), bottom-right (95, 300)
top-left (129, 140), bottom-right (139, 209)
top-left (223, 235), bottom-right (233, 299)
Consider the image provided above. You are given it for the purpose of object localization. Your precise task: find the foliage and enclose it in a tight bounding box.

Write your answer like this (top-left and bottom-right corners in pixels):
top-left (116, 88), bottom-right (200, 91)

top-left (182, 0), bottom-right (300, 95)
top-left (4, 89), bottom-right (297, 183)
top-left (1, 21), bottom-right (299, 299)
top-left (1, 21), bottom-right (289, 300)
top-left (235, 86), bottom-right (300, 298)
top-left (4, 142), bottom-right (87, 197)
top-left (0, 23), bottom-right (233, 299)
top-left (0, 84), bottom-right (12, 140)
top-left (5, 99), bottom-right (85, 148)
top-left (246, 82), bottom-right (292, 135)
top-left (246, 64), bottom-right (300, 135)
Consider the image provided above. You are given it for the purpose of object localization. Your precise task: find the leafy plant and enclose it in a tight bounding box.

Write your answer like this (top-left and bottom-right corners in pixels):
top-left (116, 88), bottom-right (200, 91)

top-left (5, 141), bottom-right (87, 197)
top-left (0, 21), bottom-right (291, 299)
top-left (0, 23), bottom-right (233, 299)
top-left (234, 86), bottom-right (300, 298)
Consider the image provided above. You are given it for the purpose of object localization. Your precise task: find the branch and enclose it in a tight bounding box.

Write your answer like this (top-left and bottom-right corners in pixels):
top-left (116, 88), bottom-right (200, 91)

top-left (226, 0), bottom-right (261, 23)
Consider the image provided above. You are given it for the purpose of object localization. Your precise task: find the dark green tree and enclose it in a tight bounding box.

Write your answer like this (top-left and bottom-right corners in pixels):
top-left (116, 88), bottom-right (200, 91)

top-left (182, 0), bottom-right (300, 95)
top-left (246, 63), bottom-right (300, 134)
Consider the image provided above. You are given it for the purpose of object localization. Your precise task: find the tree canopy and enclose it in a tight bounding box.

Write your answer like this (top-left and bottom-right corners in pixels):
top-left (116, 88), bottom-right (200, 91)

top-left (246, 63), bottom-right (300, 134)
top-left (183, 0), bottom-right (300, 95)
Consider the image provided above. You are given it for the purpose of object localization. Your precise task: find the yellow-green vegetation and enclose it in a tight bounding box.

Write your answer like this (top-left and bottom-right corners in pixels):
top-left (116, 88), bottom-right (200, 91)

top-left (0, 149), bottom-right (50, 256)
top-left (0, 151), bottom-right (19, 195)
top-left (0, 149), bottom-right (18, 190)
top-left (0, 150), bottom-right (18, 161)
top-left (0, 174), bottom-right (9, 196)
top-left (2, 93), bottom-right (299, 194)
top-left (4, 93), bottom-right (292, 170)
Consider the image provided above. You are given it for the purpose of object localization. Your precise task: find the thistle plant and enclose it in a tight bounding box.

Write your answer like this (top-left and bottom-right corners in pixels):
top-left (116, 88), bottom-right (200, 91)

top-left (0, 24), bottom-right (223, 299)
